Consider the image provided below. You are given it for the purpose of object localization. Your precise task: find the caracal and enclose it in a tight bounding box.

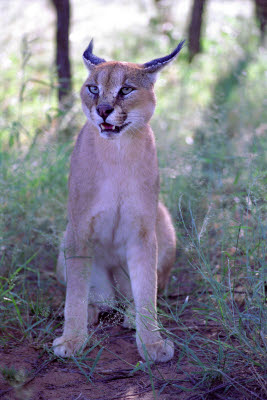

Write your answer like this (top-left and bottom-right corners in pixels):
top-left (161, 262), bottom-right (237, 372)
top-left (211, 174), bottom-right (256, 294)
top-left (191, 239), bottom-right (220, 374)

top-left (53, 39), bottom-right (184, 362)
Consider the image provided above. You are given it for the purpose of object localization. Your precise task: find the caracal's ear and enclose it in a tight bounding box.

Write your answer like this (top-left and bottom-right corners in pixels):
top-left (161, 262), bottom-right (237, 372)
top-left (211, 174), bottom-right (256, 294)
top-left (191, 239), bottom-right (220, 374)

top-left (83, 39), bottom-right (106, 71)
top-left (142, 40), bottom-right (185, 83)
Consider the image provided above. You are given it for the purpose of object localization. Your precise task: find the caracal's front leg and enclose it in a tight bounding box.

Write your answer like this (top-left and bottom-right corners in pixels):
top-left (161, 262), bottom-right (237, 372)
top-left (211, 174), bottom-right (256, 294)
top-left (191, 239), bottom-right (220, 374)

top-left (127, 233), bottom-right (174, 362)
top-left (53, 228), bottom-right (92, 357)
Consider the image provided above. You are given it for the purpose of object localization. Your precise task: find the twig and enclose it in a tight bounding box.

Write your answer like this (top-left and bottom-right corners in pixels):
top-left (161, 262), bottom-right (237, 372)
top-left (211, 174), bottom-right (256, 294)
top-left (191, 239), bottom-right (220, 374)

top-left (187, 382), bottom-right (230, 400)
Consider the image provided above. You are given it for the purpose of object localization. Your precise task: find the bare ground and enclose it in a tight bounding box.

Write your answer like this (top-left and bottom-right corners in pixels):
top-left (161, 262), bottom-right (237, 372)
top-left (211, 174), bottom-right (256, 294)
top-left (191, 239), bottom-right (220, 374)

top-left (0, 262), bottom-right (264, 400)
top-left (0, 327), bottom-right (196, 400)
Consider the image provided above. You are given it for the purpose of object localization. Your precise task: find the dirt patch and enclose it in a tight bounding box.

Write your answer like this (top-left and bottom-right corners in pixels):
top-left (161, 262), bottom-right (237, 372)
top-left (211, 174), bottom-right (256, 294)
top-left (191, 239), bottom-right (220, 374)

top-left (0, 325), bottom-right (194, 400)
top-left (0, 264), bottom-right (264, 400)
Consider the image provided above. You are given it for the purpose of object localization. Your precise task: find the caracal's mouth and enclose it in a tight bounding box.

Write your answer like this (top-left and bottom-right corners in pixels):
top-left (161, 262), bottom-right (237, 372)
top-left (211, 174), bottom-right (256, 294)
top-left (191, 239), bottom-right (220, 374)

top-left (99, 122), bottom-right (130, 137)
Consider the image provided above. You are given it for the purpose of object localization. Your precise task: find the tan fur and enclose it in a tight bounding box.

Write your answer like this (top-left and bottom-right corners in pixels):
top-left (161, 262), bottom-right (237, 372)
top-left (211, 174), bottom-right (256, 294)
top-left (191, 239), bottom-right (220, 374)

top-left (53, 53), bottom-right (177, 362)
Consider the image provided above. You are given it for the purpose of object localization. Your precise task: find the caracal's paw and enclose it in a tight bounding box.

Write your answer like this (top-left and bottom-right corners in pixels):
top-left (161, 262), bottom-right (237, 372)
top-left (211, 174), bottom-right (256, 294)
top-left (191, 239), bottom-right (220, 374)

top-left (137, 338), bottom-right (174, 362)
top-left (53, 335), bottom-right (87, 358)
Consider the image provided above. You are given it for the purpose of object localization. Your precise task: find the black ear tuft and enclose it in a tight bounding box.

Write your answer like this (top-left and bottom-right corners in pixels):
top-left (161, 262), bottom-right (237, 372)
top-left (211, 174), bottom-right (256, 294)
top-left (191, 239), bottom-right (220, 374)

top-left (143, 40), bottom-right (185, 73)
top-left (83, 39), bottom-right (106, 68)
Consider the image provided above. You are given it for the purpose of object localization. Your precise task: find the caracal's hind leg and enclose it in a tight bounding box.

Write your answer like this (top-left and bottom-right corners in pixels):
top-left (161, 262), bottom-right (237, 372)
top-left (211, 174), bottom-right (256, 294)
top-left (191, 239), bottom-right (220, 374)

top-left (88, 258), bottom-right (116, 324)
top-left (112, 266), bottom-right (135, 328)
top-left (156, 202), bottom-right (176, 291)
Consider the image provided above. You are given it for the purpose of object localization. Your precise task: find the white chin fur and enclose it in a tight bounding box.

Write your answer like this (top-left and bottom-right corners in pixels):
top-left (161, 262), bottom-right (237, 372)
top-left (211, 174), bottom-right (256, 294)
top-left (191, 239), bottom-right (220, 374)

top-left (100, 131), bottom-right (121, 140)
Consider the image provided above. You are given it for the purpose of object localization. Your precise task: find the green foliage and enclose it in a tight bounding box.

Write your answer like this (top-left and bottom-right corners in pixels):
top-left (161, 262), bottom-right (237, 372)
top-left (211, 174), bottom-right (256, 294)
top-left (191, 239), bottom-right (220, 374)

top-left (1, 365), bottom-right (28, 387)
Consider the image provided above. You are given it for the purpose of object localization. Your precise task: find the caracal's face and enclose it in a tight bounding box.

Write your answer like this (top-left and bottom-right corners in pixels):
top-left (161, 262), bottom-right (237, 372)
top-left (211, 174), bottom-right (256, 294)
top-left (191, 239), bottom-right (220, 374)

top-left (80, 62), bottom-right (156, 140)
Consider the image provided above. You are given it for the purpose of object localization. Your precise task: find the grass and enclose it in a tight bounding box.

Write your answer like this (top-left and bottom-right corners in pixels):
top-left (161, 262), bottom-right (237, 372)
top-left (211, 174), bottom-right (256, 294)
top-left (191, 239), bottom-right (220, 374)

top-left (0, 1), bottom-right (266, 399)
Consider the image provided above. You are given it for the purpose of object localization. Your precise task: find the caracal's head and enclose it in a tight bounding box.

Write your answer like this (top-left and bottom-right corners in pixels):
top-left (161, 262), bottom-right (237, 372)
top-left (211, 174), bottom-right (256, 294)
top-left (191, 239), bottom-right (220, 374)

top-left (80, 40), bottom-right (185, 140)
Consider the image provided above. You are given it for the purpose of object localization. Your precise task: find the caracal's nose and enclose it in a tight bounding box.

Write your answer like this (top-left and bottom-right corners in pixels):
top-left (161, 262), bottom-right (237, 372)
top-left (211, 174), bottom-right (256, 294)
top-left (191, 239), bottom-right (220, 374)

top-left (96, 103), bottom-right (114, 120)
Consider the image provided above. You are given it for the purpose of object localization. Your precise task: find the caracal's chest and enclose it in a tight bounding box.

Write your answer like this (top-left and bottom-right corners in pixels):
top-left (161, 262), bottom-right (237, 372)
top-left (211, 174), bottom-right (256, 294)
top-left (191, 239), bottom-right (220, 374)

top-left (89, 162), bottom-right (146, 251)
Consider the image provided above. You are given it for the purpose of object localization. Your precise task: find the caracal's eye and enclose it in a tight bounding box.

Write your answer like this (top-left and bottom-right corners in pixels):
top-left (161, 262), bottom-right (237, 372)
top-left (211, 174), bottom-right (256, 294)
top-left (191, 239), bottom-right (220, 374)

top-left (87, 85), bottom-right (99, 95)
top-left (120, 87), bottom-right (134, 95)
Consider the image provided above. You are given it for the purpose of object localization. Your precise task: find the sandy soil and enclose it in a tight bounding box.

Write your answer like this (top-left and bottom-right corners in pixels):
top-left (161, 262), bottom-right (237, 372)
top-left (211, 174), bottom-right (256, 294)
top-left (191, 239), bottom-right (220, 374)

top-left (0, 263), bottom-right (261, 400)
top-left (0, 263), bottom-right (200, 400)
top-left (0, 324), bottom-right (196, 400)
